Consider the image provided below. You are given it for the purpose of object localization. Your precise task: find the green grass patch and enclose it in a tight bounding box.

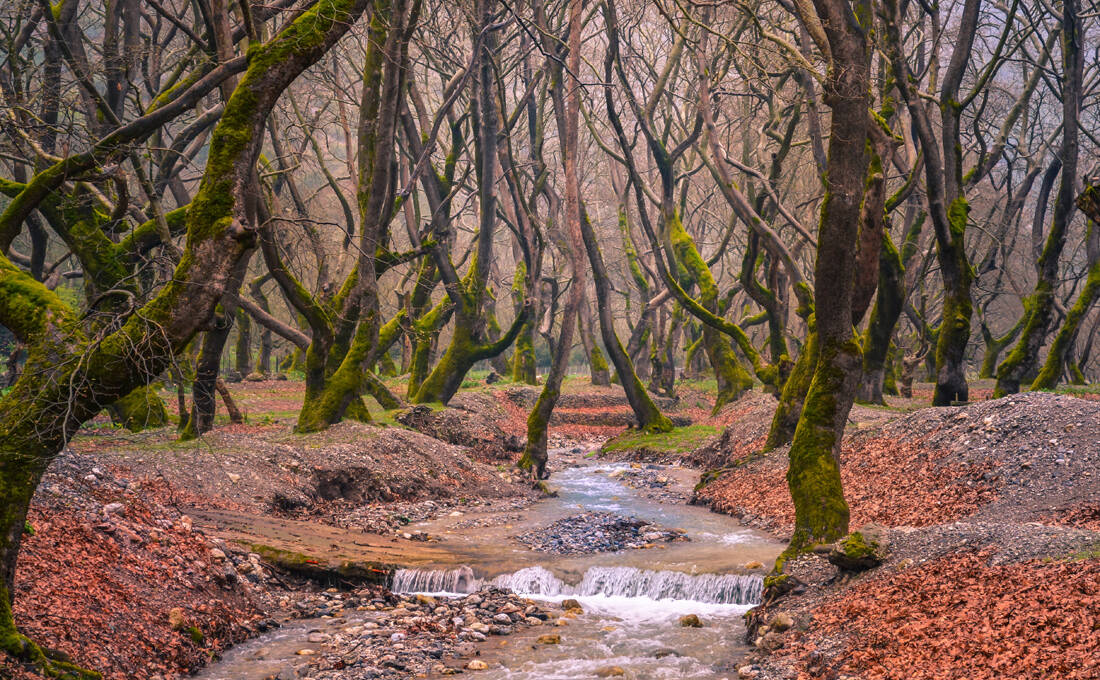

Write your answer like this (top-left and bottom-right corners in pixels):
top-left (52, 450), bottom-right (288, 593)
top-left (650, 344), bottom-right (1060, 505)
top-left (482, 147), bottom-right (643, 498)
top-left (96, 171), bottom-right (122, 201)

top-left (1054, 383), bottom-right (1100, 396)
top-left (601, 424), bottom-right (720, 455)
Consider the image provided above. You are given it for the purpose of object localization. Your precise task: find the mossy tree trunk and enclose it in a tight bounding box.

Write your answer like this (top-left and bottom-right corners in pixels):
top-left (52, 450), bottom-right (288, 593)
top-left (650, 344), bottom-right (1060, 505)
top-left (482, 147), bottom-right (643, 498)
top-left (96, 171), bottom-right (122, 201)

top-left (510, 263), bottom-right (538, 384)
top-left (995, 6), bottom-right (1083, 396)
top-left (412, 0), bottom-right (531, 406)
top-left (0, 3), bottom-right (370, 672)
top-left (107, 385), bottom-right (171, 432)
top-left (1033, 185), bottom-right (1100, 389)
top-left (577, 299), bottom-right (611, 386)
top-left (579, 203), bottom-right (673, 433)
top-left (885, 0), bottom-right (986, 407)
top-left (519, 0), bottom-right (586, 480)
top-left (857, 232), bottom-right (905, 404)
top-left (979, 316), bottom-right (1025, 379)
top-left (784, 0), bottom-right (871, 553)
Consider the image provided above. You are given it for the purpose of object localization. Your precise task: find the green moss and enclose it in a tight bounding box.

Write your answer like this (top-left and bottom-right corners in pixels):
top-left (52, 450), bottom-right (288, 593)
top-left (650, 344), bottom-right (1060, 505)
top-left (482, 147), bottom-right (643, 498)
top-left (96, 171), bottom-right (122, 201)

top-left (836, 530), bottom-right (881, 560)
top-left (601, 425), bottom-right (719, 455)
top-left (187, 626), bottom-right (205, 645)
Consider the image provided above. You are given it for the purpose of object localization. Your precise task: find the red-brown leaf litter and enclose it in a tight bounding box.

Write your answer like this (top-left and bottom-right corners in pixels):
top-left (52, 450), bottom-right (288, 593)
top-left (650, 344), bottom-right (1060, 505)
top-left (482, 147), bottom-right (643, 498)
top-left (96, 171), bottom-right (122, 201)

top-left (1, 481), bottom-right (261, 680)
top-left (786, 552), bottom-right (1100, 680)
top-left (700, 435), bottom-right (997, 532)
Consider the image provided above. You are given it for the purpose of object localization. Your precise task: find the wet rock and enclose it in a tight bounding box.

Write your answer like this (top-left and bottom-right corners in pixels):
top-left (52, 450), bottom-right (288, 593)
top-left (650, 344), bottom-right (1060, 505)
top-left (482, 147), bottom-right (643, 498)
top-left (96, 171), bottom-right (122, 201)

top-left (596, 666), bottom-right (625, 677)
top-left (679, 614), bottom-right (703, 628)
top-left (744, 560), bottom-right (764, 570)
top-left (466, 660), bottom-right (488, 670)
top-left (560, 599), bottom-right (583, 612)
top-left (536, 634), bottom-right (561, 644)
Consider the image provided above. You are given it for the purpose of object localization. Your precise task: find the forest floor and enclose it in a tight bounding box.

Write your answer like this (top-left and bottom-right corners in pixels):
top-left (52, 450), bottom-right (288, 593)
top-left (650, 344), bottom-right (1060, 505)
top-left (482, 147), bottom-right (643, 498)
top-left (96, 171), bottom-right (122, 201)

top-left (3, 374), bottom-right (1099, 679)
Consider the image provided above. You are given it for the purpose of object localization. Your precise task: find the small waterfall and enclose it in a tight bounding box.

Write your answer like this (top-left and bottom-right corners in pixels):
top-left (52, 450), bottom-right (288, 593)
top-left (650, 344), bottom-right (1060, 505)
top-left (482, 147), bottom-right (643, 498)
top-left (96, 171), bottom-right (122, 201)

top-left (391, 565), bottom-right (482, 594)
top-left (392, 565), bottom-right (762, 605)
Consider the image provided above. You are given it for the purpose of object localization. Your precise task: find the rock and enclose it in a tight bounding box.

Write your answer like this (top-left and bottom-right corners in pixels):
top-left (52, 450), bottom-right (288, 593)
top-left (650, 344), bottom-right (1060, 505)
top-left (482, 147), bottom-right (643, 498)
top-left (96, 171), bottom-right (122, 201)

top-left (416, 594), bottom-right (437, 606)
top-left (84, 474), bottom-right (98, 483)
top-left (167, 607), bottom-right (187, 631)
top-left (493, 613), bottom-right (513, 624)
top-left (307, 632), bottom-right (329, 644)
top-left (653, 649), bottom-right (678, 658)
top-left (103, 502), bottom-right (125, 517)
top-left (485, 371), bottom-right (502, 384)
top-left (178, 515), bottom-right (192, 532)
top-left (560, 599), bottom-right (584, 613)
top-left (224, 370), bottom-right (243, 383)
top-left (595, 666), bottom-right (625, 677)
top-left (738, 665), bottom-right (759, 679)
top-left (536, 634), bottom-right (561, 644)
top-left (679, 614), bottom-right (703, 628)
top-left (295, 649), bottom-right (316, 656)
top-left (274, 373), bottom-right (288, 381)
top-left (208, 548), bottom-right (226, 561)
top-left (226, 473), bottom-right (241, 484)
top-left (245, 372), bottom-right (266, 382)
top-left (757, 631), bottom-right (785, 651)
top-left (744, 560), bottom-right (764, 570)
top-left (466, 660), bottom-right (488, 670)
top-left (828, 524), bottom-right (889, 571)
top-left (769, 612), bottom-right (794, 632)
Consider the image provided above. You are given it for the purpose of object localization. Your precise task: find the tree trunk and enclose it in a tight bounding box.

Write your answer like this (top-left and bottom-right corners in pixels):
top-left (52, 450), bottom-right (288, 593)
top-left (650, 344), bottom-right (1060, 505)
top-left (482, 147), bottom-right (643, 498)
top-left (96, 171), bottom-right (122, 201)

top-left (519, 0), bottom-right (586, 480)
top-left (996, 4), bottom-right (1083, 396)
top-left (234, 307), bottom-right (252, 375)
top-left (1033, 185), bottom-right (1100, 389)
top-left (577, 300), bottom-right (611, 386)
top-left (856, 233), bottom-right (904, 404)
top-left (182, 322), bottom-right (232, 440)
top-left (214, 378), bottom-right (244, 424)
top-left (0, 1), bottom-right (371, 670)
top-left (784, 0), bottom-right (870, 554)
top-left (579, 205), bottom-right (672, 433)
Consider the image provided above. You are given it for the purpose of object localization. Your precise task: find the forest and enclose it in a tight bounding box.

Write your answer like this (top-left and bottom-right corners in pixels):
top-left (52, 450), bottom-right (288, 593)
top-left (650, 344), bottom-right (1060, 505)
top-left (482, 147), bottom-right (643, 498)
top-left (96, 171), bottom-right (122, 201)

top-left (0, 0), bottom-right (1098, 678)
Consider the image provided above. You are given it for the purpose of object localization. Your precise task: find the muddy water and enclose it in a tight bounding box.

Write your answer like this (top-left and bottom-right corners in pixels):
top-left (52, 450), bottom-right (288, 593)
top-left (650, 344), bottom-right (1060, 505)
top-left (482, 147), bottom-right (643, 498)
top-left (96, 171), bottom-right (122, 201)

top-left (198, 448), bottom-right (782, 679)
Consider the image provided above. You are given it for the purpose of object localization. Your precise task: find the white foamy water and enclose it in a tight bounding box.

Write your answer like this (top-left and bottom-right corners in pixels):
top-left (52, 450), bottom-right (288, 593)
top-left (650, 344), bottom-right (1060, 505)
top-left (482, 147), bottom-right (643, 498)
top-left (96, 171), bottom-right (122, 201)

top-left (392, 564), bottom-right (762, 614)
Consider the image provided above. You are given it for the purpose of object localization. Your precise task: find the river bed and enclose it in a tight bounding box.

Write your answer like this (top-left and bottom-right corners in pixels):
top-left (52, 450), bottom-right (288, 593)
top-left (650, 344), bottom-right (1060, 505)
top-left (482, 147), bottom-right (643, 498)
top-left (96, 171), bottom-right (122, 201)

top-left (196, 447), bottom-right (782, 679)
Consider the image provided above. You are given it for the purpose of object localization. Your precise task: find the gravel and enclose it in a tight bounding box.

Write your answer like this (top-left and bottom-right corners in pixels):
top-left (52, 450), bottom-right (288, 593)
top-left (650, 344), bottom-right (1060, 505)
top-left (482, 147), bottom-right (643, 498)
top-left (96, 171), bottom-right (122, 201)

top-left (515, 512), bottom-right (689, 555)
top-left (272, 587), bottom-right (554, 679)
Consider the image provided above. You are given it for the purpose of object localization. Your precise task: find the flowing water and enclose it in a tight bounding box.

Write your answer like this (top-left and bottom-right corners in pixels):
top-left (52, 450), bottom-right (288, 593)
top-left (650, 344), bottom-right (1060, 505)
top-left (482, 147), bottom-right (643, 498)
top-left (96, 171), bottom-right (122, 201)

top-left (198, 449), bottom-right (783, 679)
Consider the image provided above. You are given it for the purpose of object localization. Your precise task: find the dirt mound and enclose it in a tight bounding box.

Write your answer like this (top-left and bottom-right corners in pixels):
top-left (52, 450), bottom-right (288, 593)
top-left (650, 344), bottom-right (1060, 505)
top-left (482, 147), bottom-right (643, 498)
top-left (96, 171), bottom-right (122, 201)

top-left (684, 391), bottom-right (779, 468)
top-left (697, 392), bottom-right (1100, 536)
top-left (395, 395), bottom-right (523, 460)
top-left (4, 458), bottom-right (264, 680)
top-left (78, 422), bottom-right (530, 519)
top-left (875, 391), bottom-right (1100, 526)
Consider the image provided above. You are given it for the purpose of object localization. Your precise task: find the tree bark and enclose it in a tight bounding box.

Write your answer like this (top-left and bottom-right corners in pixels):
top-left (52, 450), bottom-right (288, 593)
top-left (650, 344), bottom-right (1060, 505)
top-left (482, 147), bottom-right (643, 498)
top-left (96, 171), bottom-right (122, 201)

top-left (783, 0), bottom-right (871, 554)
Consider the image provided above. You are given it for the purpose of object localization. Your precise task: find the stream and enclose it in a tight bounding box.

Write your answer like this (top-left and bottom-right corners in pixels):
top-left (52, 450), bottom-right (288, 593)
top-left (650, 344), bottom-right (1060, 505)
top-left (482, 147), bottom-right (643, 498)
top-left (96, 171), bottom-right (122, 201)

top-left (196, 448), bottom-right (782, 679)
